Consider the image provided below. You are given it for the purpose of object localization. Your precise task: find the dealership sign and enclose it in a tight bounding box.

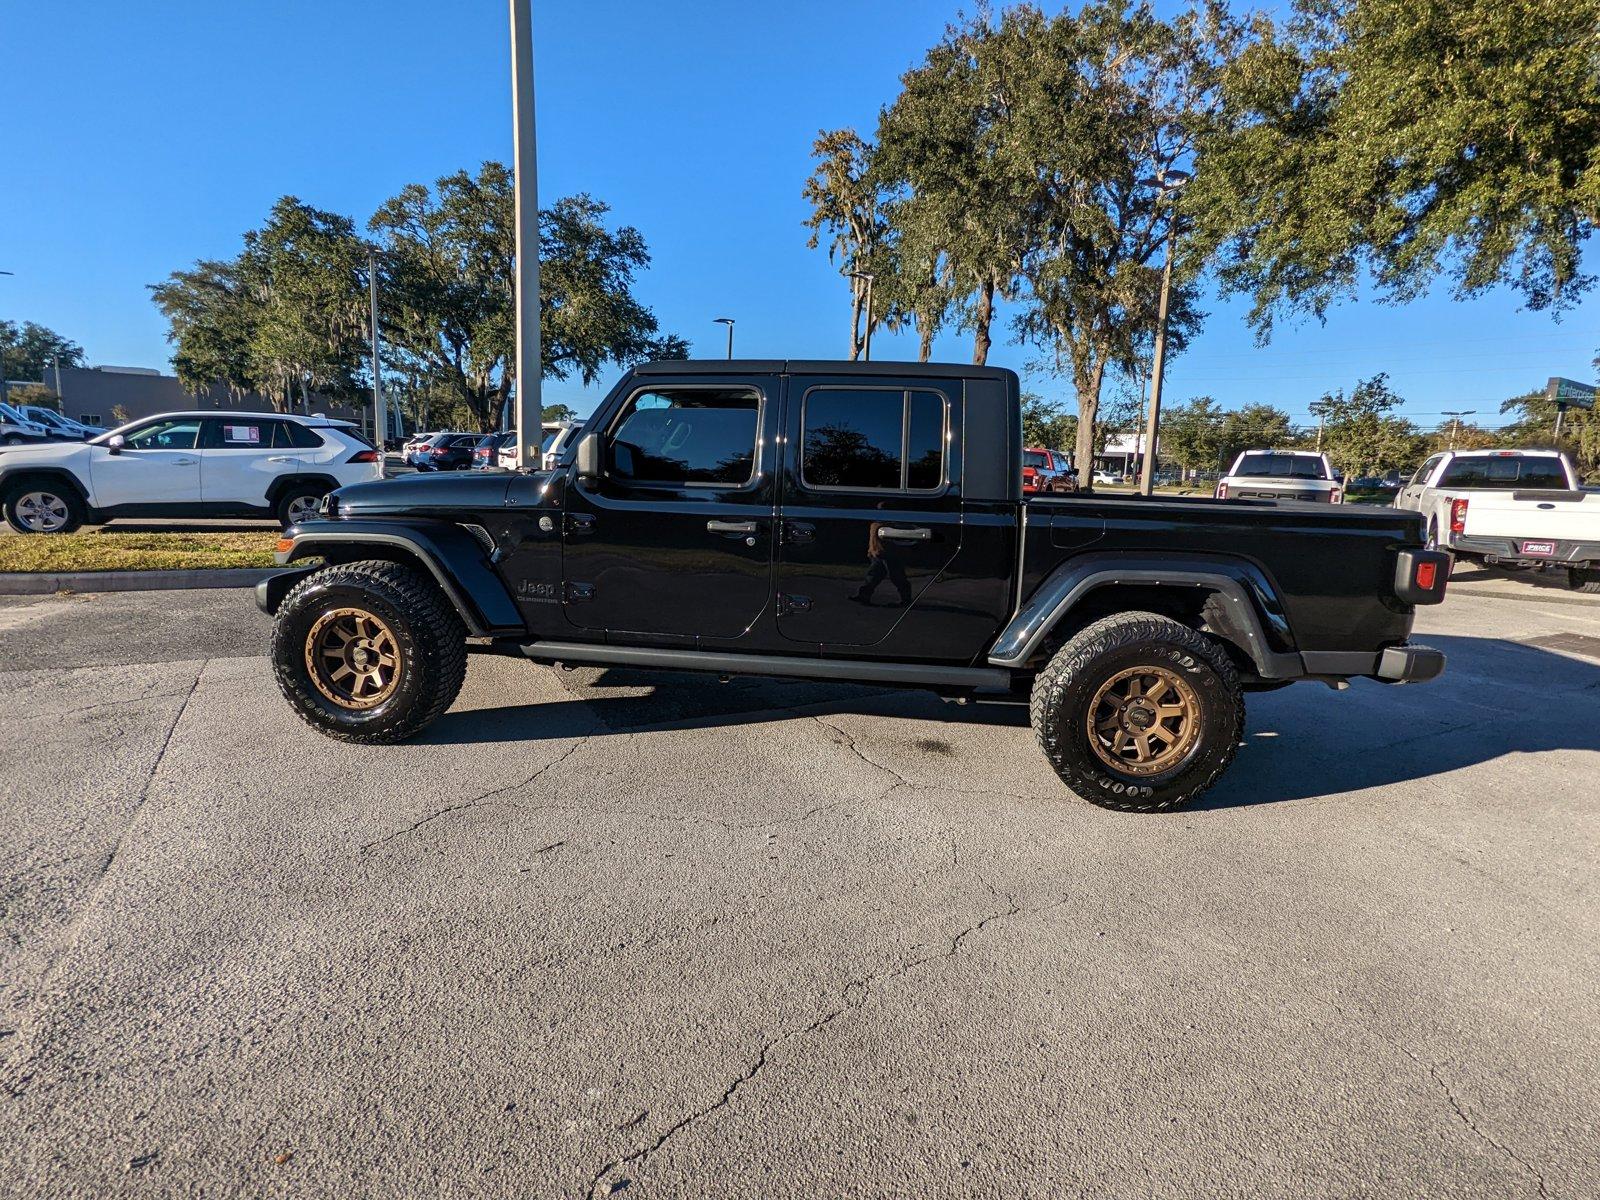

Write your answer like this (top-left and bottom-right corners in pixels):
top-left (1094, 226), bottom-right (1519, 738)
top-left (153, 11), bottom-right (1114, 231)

top-left (1545, 377), bottom-right (1596, 409)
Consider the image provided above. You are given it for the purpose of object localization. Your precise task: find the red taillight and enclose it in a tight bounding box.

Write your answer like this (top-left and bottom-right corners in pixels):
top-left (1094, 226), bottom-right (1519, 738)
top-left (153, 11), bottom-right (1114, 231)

top-left (1216, 482), bottom-right (1229, 499)
top-left (1330, 487), bottom-right (1342, 504)
top-left (347, 449), bottom-right (378, 464)
top-left (431, 445), bottom-right (449, 456)
top-left (1415, 560), bottom-right (1438, 590)
top-left (1450, 497), bottom-right (1468, 535)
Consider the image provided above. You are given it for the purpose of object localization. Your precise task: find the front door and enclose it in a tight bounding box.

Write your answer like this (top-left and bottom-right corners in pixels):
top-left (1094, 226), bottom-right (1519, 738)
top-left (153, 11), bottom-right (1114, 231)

top-left (89, 415), bottom-right (203, 509)
top-left (562, 378), bottom-right (777, 641)
top-left (775, 379), bottom-right (962, 648)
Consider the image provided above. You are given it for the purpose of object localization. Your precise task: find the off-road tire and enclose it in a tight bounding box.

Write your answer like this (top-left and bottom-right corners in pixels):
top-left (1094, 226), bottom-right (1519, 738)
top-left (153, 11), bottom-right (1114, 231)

top-left (2, 480), bottom-right (85, 534)
top-left (270, 560), bottom-right (467, 743)
top-left (1030, 611), bottom-right (1244, 812)
top-left (276, 485), bottom-right (327, 529)
top-left (1568, 567), bottom-right (1600, 594)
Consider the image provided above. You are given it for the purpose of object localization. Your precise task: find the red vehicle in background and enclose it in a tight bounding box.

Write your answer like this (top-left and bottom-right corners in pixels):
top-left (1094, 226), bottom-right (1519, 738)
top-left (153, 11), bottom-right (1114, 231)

top-left (1023, 447), bottom-right (1076, 494)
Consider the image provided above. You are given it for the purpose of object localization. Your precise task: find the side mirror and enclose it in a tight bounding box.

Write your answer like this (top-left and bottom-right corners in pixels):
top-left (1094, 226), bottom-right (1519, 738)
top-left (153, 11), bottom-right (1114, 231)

top-left (106, 434), bottom-right (125, 455)
top-left (574, 432), bottom-right (602, 480)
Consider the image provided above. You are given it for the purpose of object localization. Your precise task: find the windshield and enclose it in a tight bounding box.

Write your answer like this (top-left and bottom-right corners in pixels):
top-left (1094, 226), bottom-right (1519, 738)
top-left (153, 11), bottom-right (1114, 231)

top-left (1234, 453), bottom-right (1327, 480)
top-left (1, 403), bottom-right (37, 425)
top-left (23, 407), bottom-right (67, 427)
top-left (1438, 455), bottom-right (1568, 489)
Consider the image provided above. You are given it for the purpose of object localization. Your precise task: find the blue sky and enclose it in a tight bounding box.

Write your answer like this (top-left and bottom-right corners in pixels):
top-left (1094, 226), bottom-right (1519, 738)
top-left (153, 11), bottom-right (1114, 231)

top-left (5, 0), bottom-right (1597, 429)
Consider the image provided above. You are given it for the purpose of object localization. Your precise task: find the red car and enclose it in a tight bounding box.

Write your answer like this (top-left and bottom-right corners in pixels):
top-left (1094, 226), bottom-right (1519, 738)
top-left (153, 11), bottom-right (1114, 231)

top-left (1023, 447), bottom-right (1076, 494)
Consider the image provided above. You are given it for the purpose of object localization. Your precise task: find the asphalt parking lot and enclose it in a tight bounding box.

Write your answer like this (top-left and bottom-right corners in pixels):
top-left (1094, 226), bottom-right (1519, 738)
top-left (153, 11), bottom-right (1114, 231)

top-left (3, 582), bottom-right (1597, 1198)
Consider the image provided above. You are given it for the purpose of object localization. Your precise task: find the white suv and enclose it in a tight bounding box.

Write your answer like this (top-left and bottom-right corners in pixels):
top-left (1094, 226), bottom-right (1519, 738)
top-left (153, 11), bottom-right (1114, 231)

top-left (0, 410), bottom-right (381, 534)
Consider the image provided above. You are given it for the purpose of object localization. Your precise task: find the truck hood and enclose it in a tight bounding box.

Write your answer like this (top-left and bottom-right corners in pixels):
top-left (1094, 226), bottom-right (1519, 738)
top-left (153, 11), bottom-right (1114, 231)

top-left (332, 469), bottom-right (553, 517)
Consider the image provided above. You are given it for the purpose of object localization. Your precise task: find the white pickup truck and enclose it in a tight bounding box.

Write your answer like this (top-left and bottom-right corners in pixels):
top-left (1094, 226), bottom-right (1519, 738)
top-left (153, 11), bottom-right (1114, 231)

top-left (1395, 448), bottom-right (1599, 591)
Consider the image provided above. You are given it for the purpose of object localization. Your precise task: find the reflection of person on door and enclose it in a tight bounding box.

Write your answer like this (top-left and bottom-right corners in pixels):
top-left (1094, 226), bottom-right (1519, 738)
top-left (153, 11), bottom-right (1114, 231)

top-left (850, 522), bottom-right (911, 607)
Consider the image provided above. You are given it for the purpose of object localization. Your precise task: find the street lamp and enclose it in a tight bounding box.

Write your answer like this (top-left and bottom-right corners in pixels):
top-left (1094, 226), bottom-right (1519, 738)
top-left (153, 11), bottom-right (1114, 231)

top-left (1137, 169), bottom-right (1191, 496)
top-left (509, 0), bottom-right (543, 470)
top-left (848, 271), bottom-right (875, 361)
top-left (1441, 409), bottom-right (1476, 449)
top-left (713, 317), bottom-right (735, 359)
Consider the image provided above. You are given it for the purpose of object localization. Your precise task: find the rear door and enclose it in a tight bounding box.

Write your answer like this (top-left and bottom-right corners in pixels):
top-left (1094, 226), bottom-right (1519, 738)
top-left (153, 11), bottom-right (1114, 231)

top-left (200, 417), bottom-right (296, 506)
top-left (774, 377), bottom-right (962, 647)
top-left (561, 377), bottom-right (777, 641)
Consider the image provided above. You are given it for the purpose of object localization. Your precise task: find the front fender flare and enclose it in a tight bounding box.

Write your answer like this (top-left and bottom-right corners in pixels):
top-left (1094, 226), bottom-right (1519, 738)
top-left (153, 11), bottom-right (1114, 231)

top-left (988, 552), bottom-right (1301, 678)
top-left (274, 520), bottom-right (524, 637)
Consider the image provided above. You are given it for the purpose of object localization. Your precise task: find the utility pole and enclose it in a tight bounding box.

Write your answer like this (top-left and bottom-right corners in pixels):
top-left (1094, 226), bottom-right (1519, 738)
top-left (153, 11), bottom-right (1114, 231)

top-left (713, 317), bottom-right (735, 359)
top-left (367, 251), bottom-right (387, 477)
top-left (0, 270), bottom-right (13, 409)
top-left (53, 357), bottom-right (63, 406)
top-left (1316, 414), bottom-right (1324, 453)
top-left (849, 271), bottom-right (875, 361)
top-left (1441, 408), bottom-right (1475, 450)
top-left (1138, 170), bottom-right (1190, 495)
top-left (510, 0), bottom-right (543, 469)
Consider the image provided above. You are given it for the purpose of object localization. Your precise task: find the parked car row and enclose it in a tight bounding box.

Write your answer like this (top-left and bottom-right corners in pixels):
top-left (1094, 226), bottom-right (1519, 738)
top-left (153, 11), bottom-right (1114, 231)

top-left (0, 403), bottom-right (106, 446)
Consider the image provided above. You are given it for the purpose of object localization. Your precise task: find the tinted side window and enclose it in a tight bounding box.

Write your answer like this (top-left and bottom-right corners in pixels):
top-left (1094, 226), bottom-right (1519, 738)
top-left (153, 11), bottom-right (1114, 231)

top-left (1410, 456), bottom-right (1443, 486)
top-left (207, 419), bottom-right (270, 448)
top-left (608, 387), bottom-right (759, 485)
top-left (280, 422), bottom-right (326, 449)
top-left (802, 388), bottom-right (946, 491)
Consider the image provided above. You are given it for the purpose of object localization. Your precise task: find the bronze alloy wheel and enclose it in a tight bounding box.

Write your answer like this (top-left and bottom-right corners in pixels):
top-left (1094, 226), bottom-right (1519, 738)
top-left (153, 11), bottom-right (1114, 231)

top-left (304, 607), bottom-right (403, 710)
top-left (1086, 664), bottom-right (1202, 776)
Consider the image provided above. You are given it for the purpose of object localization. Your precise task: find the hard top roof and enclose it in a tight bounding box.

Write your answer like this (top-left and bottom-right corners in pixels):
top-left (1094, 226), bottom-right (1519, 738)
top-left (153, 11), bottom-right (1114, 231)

top-left (630, 358), bottom-right (1018, 382)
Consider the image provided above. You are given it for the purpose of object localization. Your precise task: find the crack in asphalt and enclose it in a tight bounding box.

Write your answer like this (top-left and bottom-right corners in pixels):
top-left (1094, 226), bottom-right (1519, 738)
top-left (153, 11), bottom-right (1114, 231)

top-left (3, 659), bottom-right (206, 1092)
top-left (582, 885), bottom-right (1065, 1199)
top-left (1400, 1046), bottom-right (1553, 1199)
top-left (358, 734), bottom-right (596, 853)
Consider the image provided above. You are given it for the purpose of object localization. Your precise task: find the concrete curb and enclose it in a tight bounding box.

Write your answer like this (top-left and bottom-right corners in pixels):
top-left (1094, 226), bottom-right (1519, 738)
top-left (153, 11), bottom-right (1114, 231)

top-left (0, 567), bottom-right (292, 595)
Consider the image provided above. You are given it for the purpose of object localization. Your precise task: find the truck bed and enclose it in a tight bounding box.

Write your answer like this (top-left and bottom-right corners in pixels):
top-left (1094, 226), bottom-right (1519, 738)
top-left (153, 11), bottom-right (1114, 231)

top-left (1457, 488), bottom-right (1600, 566)
top-left (1020, 492), bottom-right (1425, 654)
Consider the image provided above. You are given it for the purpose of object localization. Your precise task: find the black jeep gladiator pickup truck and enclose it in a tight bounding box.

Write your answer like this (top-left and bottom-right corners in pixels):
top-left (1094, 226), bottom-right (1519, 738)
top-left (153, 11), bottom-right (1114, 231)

top-left (260, 360), bottom-right (1448, 812)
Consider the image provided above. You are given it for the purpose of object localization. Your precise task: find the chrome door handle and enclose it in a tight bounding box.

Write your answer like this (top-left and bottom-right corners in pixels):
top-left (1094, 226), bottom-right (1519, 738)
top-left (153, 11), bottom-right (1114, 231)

top-left (172, 457), bottom-right (198, 466)
top-left (707, 519), bottom-right (758, 535)
top-left (877, 525), bottom-right (932, 541)
top-left (267, 455), bottom-right (295, 463)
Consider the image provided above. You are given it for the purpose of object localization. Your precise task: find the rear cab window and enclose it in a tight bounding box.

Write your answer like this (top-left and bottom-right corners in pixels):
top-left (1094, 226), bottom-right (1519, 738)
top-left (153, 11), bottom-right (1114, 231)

top-left (1438, 454), bottom-right (1569, 489)
top-left (1232, 453), bottom-right (1328, 480)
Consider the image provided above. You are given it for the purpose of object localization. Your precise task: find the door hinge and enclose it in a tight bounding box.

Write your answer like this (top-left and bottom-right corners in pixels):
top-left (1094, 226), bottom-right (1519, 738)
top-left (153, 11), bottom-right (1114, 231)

top-left (565, 582), bottom-right (595, 603)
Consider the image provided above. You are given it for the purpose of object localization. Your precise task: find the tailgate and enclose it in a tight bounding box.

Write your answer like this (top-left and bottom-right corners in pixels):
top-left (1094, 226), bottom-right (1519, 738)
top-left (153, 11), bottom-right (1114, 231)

top-left (1462, 489), bottom-right (1600, 542)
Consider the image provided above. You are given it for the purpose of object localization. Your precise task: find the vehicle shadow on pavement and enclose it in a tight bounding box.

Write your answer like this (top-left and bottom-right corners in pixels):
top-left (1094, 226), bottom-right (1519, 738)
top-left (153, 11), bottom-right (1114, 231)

top-left (420, 636), bottom-right (1596, 811)
top-left (1201, 634), bottom-right (1600, 809)
top-left (418, 666), bottom-right (1025, 746)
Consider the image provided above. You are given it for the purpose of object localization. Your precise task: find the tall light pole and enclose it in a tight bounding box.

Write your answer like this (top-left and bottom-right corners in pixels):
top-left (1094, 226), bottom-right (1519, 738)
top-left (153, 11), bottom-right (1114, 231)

top-left (510, 0), bottom-right (543, 469)
top-left (1137, 169), bottom-right (1191, 496)
top-left (849, 271), bottom-right (875, 360)
top-left (1441, 409), bottom-right (1475, 449)
top-left (0, 270), bottom-right (13, 409)
top-left (367, 251), bottom-right (388, 477)
top-left (713, 317), bottom-right (735, 359)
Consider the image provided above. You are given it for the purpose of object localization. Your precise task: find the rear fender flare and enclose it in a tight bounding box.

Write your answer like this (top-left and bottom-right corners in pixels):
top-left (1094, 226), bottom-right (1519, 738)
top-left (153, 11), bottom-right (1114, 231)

top-left (277, 520), bottom-right (524, 637)
top-left (264, 474), bottom-right (340, 506)
top-left (989, 552), bottom-right (1300, 678)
